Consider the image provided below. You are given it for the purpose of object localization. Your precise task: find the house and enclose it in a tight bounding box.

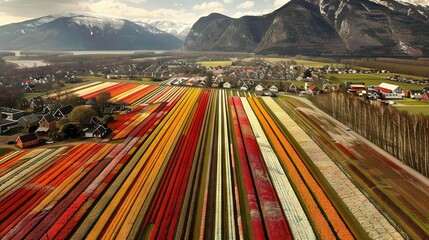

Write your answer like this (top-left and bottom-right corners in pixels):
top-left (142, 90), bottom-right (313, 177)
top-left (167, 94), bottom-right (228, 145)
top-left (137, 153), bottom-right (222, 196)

top-left (37, 114), bottom-right (57, 133)
top-left (422, 93), bottom-right (429, 102)
top-left (283, 82), bottom-right (297, 93)
top-left (53, 105), bottom-right (73, 119)
top-left (321, 84), bottom-right (330, 93)
top-left (86, 98), bottom-right (97, 106)
top-left (269, 85), bottom-right (279, 93)
top-left (83, 124), bottom-right (108, 138)
top-left (29, 96), bottom-right (45, 112)
top-left (255, 84), bottom-right (264, 92)
top-left (1, 108), bottom-right (27, 121)
top-left (43, 103), bottom-right (61, 114)
top-left (82, 115), bottom-right (102, 126)
top-left (103, 107), bottom-right (115, 116)
top-left (18, 114), bottom-right (40, 130)
top-left (223, 82), bottom-right (232, 89)
top-left (344, 82), bottom-right (365, 89)
top-left (382, 92), bottom-right (403, 100)
top-left (409, 90), bottom-right (423, 99)
top-left (16, 133), bottom-right (44, 148)
top-left (0, 119), bottom-right (19, 134)
top-left (308, 84), bottom-right (320, 95)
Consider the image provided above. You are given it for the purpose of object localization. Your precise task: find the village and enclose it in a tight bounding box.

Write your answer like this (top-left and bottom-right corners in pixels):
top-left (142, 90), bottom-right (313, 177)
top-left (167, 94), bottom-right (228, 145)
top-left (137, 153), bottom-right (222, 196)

top-left (1, 56), bottom-right (429, 149)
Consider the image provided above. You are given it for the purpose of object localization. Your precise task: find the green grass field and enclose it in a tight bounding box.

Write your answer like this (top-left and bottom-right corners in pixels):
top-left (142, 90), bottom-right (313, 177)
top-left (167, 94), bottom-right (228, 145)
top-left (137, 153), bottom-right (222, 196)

top-left (326, 74), bottom-right (424, 90)
top-left (0, 148), bottom-right (12, 157)
top-left (395, 99), bottom-right (429, 106)
top-left (395, 106), bottom-right (429, 115)
top-left (196, 61), bottom-right (234, 67)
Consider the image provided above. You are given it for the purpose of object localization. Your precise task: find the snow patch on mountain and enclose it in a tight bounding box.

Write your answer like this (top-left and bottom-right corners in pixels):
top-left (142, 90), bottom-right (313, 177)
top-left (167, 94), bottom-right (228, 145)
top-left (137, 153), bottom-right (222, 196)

top-left (142, 20), bottom-right (191, 40)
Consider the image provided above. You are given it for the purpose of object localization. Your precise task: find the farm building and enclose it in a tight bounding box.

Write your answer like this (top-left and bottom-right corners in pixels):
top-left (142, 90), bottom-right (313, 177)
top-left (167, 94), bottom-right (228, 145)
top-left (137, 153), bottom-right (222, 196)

top-left (83, 124), bottom-right (108, 138)
top-left (283, 82), bottom-right (297, 93)
top-left (376, 83), bottom-right (403, 95)
top-left (270, 85), bottom-right (279, 93)
top-left (255, 84), bottom-right (264, 92)
top-left (54, 105), bottom-right (74, 119)
top-left (16, 133), bottom-right (44, 148)
top-left (0, 120), bottom-right (18, 134)
top-left (223, 82), bottom-right (231, 89)
top-left (37, 114), bottom-right (57, 133)
top-left (1, 108), bottom-right (27, 121)
top-left (18, 114), bottom-right (40, 130)
top-left (29, 96), bottom-right (45, 112)
top-left (422, 93), bottom-right (429, 102)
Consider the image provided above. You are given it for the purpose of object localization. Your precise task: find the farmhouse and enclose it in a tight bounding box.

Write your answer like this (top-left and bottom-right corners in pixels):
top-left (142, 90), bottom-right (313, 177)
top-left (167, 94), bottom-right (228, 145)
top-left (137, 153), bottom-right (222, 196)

top-left (16, 133), bottom-right (44, 148)
top-left (29, 96), bottom-right (45, 112)
top-left (54, 105), bottom-right (74, 119)
top-left (269, 85), bottom-right (279, 93)
top-left (223, 82), bottom-right (231, 89)
top-left (83, 124), bottom-right (108, 138)
top-left (37, 114), bottom-right (57, 133)
top-left (283, 82), bottom-right (297, 93)
top-left (255, 84), bottom-right (264, 92)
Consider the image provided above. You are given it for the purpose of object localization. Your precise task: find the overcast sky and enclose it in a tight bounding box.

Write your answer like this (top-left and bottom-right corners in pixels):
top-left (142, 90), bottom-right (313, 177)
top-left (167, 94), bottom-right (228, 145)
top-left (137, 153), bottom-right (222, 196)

top-left (0, 0), bottom-right (290, 26)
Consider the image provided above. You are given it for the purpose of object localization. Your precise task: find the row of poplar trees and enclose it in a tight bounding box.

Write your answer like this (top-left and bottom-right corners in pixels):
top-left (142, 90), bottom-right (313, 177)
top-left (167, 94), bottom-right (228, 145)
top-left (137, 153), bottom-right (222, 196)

top-left (313, 92), bottom-right (429, 177)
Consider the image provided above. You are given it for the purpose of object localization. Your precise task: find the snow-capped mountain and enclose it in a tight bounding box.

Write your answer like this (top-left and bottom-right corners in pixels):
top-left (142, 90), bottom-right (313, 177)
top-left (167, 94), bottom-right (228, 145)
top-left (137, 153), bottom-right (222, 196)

top-left (185, 0), bottom-right (429, 56)
top-left (142, 20), bottom-right (192, 40)
top-left (0, 12), bottom-right (183, 51)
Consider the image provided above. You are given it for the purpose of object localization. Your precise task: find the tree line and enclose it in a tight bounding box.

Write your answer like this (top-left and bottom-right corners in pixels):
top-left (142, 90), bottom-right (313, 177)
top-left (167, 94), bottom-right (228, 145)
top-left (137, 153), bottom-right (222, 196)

top-left (312, 93), bottom-right (429, 177)
top-left (342, 59), bottom-right (429, 78)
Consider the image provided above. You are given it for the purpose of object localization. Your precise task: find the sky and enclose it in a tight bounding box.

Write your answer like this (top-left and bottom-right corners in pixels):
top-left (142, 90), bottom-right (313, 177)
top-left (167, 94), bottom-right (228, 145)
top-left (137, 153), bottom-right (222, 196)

top-left (0, 0), bottom-right (291, 26)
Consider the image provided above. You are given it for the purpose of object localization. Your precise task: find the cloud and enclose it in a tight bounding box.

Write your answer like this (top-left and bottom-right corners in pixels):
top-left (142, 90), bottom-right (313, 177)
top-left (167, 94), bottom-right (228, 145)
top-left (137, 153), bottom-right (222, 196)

top-left (232, 9), bottom-right (273, 18)
top-left (192, 1), bottom-right (224, 12)
top-left (237, 1), bottom-right (255, 10)
top-left (223, 0), bottom-right (233, 3)
top-left (124, 0), bottom-right (146, 3)
top-left (273, 0), bottom-right (290, 8)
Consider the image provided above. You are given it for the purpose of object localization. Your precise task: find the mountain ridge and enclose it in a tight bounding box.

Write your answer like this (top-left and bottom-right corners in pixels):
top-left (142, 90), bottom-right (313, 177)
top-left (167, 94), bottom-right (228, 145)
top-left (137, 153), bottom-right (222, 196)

top-left (184, 0), bottom-right (429, 56)
top-left (0, 12), bottom-right (183, 51)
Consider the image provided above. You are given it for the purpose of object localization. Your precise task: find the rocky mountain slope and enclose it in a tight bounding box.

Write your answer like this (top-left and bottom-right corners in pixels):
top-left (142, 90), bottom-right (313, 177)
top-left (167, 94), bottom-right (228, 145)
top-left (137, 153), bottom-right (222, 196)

top-left (184, 0), bottom-right (429, 56)
top-left (0, 12), bottom-right (183, 51)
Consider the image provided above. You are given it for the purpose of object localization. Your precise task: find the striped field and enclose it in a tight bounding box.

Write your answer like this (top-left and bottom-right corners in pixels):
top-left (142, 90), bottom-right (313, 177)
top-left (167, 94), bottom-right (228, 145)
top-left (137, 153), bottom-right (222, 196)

top-left (0, 85), bottom-right (421, 239)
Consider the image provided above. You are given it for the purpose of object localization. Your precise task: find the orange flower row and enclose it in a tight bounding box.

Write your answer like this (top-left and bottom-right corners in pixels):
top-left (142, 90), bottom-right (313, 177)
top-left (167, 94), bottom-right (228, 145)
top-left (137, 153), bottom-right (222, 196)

top-left (249, 97), bottom-right (354, 239)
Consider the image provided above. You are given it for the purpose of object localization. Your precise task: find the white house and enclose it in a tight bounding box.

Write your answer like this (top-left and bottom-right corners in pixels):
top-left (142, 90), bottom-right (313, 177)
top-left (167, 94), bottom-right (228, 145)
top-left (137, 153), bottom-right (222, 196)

top-left (269, 85), bottom-right (279, 93)
top-left (223, 82), bottom-right (231, 89)
top-left (255, 84), bottom-right (264, 92)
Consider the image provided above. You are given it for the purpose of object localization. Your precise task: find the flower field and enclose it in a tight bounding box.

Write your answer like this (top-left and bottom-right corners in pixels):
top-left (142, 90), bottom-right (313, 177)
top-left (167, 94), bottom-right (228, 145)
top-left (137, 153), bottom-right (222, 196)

top-left (1, 84), bottom-right (420, 239)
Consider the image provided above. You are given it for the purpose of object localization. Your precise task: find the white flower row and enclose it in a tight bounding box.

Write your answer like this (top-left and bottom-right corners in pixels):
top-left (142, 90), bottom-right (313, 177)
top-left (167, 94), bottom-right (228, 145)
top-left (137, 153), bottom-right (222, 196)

top-left (74, 82), bottom-right (119, 97)
top-left (241, 97), bottom-right (316, 240)
top-left (263, 97), bottom-right (402, 239)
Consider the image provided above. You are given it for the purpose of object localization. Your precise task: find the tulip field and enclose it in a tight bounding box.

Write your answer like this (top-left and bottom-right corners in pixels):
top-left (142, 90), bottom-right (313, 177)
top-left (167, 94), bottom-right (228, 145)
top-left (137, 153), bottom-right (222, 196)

top-left (1, 84), bottom-right (419, 239)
